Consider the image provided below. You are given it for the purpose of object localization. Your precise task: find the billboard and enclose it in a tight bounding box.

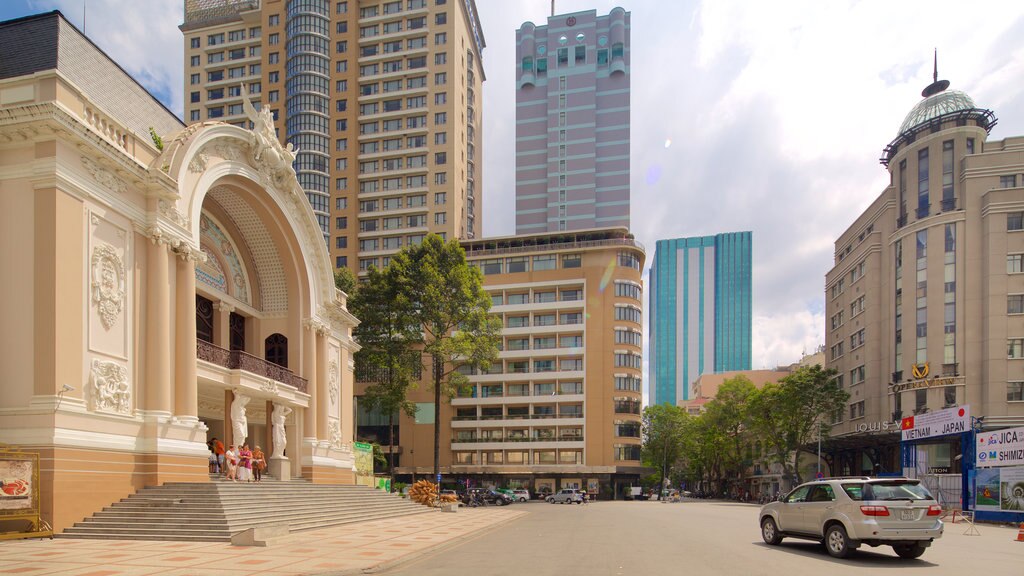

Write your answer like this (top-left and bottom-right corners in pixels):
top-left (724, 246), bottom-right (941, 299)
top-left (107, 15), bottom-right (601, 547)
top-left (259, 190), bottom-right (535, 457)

top-left (974, 466), bottom-right (1024, 512)
top-left (976, 426), bottom-right (1024, 468)
top-left (900, 405), bottom-right (970, 441)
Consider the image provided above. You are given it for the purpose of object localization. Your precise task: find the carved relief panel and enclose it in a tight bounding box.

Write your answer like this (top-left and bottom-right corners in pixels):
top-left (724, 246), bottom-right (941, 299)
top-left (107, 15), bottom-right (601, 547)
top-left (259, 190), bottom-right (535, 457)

top-left (87, 210), bottom-right (130, 361)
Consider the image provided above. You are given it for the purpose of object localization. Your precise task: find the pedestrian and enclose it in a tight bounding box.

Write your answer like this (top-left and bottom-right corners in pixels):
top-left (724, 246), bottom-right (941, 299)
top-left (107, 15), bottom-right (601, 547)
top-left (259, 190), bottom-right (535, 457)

top-left (239, 444), bottom-right (253, 482)
top-left (225, 444), bottom-right (239, 481)
top-left (207, 440), bottom-right (217, 474)
top-left (252, 445), bottom-right (266, 482)
top-left (212, 437), bottom-right (225, 475)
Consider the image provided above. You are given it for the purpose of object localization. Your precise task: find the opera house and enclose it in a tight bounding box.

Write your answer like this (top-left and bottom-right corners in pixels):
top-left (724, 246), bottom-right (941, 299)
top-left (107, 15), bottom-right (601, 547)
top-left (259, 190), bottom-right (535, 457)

top-left (0, 12), bottom-right (359, 531)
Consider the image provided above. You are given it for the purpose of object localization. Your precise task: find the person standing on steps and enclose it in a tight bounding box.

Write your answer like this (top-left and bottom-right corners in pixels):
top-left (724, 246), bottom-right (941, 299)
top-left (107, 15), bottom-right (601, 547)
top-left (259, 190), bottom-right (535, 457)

top-left (239, 444), bottom-right (253, 483)
top-left (252, 445), bottom-right (266, 482)
top-left (225, 444), bottom-right (239, 482)
top-left (212, 437), bottom-right (225, 475)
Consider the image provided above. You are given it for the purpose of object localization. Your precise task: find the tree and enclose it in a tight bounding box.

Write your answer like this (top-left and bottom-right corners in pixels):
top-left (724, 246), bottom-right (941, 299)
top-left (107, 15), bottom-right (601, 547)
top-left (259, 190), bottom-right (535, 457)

top-left (701, 376), bottom-right (757, 492)
top-left (388, 235), bottom-right (501, 477)
top-left (747, 365), bottom-right (849, 485)
top-left (334, 266), bottom-right (357, 295)
top-left (349, 264), bottom-right (419, 491)
top-left (641, 404), bottom-right (690, 492)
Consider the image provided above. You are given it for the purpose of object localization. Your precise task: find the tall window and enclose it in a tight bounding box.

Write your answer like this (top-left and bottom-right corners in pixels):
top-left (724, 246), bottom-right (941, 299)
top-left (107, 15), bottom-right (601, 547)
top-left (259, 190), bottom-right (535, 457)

top-left (196, 295), bottom-right (214, 343)
top-left (917, 148), bottom-right (929, 217)
top-left (898, 159), bottom-right (907, 218)
top-left (895, 239), bottom-right (903, 374)
top-left (916, 230), bottom-right (927, 364)
top-left (229, 312), bottom-right (246, 352)
top-left (944, 224), bottom-right (956, 364)
top-left (941, 140), bottom-right (954, 209)
top-left (265, 334), bottom-right (288, 368)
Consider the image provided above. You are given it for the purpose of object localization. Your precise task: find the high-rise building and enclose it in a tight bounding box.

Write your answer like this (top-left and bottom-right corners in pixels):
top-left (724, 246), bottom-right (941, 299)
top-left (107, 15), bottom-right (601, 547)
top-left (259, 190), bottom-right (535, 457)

top-left (649, 232), bottom-right (753, 405)
top-left (356, 228), bottom-right (646, 498)
top-left (514, 8), bottom-right (630, 234)
top-left (824, 67), bottom-right (1024, 476)
top-left (181, 0), bottom-right (485, 271)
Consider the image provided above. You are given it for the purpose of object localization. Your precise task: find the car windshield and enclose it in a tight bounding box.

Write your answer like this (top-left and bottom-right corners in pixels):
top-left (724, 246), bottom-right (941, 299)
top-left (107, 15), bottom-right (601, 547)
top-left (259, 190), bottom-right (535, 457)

top-left (843, 481), bottom-right (933, 501)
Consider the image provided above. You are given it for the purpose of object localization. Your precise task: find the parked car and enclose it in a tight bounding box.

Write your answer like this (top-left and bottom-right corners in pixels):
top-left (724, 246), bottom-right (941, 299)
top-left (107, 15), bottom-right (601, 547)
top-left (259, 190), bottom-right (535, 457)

top-left (758, 477), bottom-right (943, 559)
top-left (439, 489), bottom-right (463, 506)
top-left (467, 488), bottom-right (513, 506)
top-left (512, 489), bottom-right (531, 502)
top-left (547, 488), bottom-right (584, 504)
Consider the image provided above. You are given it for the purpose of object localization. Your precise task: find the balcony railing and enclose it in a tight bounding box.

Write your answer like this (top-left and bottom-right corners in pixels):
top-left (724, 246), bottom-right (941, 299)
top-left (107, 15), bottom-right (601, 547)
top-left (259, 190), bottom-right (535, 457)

top-left (197, 340), bottom-right (308, 393)
top-left (940, 199), bottom-right (957, 212)
top-left (452, 413), bottom-right (582, 421)
top-left (451, 436), bottom-right (584, 444)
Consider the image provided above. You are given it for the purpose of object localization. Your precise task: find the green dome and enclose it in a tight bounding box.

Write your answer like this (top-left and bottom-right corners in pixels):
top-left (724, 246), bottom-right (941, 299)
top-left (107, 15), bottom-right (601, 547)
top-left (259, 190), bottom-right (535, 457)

top-left (898, 89), bottom-right (977, 135)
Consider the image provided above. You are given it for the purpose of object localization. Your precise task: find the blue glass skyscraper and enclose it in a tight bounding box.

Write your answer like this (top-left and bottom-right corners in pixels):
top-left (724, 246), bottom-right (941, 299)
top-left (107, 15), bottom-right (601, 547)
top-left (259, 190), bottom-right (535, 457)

top-left (649, 232), bottom-right (752, 405)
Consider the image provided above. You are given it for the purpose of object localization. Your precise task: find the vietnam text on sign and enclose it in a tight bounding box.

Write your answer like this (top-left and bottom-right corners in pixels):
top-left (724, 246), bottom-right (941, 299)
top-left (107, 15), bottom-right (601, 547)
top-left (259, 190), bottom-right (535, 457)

top-left (900, 405), bottom-right (970, 441)
top-left (976, 426), bottom-right (1024, 468)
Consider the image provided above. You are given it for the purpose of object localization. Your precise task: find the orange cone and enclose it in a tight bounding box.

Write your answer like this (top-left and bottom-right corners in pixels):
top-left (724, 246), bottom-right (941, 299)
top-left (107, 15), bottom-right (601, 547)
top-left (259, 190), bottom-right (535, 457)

top-left (1016, 523), bottom-right (1024, 542)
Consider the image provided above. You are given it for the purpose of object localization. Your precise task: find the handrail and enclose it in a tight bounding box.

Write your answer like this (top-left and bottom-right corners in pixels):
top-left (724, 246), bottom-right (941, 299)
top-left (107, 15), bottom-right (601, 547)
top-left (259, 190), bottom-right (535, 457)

top-left (197, 339), bottom-right (308, 393)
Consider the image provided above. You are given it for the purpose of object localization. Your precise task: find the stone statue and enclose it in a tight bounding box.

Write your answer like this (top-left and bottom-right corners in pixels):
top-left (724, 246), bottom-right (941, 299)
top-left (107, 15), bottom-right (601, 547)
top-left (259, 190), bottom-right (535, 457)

top-left (271, 403), bottom-right (293, 459)
top-left (242, 85), bottom-right (298, 190)
top-left (230, 392), bottom-right (250, 447)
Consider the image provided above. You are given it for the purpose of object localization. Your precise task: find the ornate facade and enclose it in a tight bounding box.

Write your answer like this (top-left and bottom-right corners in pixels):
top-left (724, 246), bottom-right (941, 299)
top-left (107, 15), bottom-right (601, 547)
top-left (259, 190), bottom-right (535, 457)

top-left (0, 12), bottom-right (359, 532)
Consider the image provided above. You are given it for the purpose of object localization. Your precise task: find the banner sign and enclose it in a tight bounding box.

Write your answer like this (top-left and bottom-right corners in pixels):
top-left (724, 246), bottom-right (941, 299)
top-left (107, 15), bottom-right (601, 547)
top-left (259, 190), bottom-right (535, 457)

top-left (976, 426), bottom-right (1024, 468)
top-left (974, 465), bottom-right (1024, 512)
top-left (900, 405), bottom-right (970, 441)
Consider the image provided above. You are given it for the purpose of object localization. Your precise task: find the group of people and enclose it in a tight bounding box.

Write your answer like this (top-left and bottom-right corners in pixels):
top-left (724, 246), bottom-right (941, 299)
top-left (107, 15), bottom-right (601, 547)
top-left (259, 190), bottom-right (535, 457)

top-left (207, 437), bottom-right (266, 482)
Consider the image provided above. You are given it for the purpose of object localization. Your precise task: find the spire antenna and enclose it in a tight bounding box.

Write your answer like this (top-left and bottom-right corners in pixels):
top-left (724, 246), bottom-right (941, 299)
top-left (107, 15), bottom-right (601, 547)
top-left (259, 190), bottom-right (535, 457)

top-left (921, 49), bottom-right (949, 98)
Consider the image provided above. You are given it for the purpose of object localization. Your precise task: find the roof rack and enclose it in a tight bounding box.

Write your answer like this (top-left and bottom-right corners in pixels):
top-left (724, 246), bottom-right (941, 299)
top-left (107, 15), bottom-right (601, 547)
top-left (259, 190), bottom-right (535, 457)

top-left (815, 476), bottom-right (872, 481)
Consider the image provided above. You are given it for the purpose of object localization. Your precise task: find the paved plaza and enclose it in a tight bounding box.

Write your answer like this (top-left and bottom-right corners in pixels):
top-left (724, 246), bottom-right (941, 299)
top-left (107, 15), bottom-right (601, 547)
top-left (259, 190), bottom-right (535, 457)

top-left (0, 501), bottom-right (1021, 575)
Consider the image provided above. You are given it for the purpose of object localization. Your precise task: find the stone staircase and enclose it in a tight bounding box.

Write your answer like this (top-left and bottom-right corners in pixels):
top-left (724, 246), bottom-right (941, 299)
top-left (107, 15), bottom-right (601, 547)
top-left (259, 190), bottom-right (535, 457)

top-left (59, 477), bottom-right (434, 541)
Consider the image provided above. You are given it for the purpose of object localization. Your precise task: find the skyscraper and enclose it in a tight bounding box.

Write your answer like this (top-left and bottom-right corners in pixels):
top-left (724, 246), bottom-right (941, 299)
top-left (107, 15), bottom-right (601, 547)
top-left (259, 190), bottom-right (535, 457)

top-left (181, 0), bottom-right (485, 271)
top-left (514, 7), bottom-right (629, 234)
top-left (649, 232), bottom-right (753, 405)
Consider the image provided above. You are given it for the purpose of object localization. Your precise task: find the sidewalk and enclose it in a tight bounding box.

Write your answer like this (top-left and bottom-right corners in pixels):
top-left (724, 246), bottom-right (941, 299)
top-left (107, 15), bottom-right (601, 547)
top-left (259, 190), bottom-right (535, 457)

top-left (0, 507), bottom-right (525, 576)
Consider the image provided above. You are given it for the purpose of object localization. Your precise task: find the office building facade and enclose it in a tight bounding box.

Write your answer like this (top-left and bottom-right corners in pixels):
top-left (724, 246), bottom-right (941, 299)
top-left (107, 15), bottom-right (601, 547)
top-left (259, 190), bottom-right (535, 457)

top-left (181, 0), bottom-right (485, 271)
top-left (514, 8), bottom-right (630, 234)
top-left (356, 228), bottom-right (646, 498)
top-left (649, 232), bottom-right (753, 405)
top-left (824, 70), bottom-right (1024, 476)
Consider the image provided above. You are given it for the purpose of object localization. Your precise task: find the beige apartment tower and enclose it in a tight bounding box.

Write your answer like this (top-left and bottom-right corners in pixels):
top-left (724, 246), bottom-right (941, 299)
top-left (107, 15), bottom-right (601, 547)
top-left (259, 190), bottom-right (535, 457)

top-left (181, 0), bottom-right (485, 271)
top-left (355, 229), bottom-right (647, 499)
top-left (824, 68), bottom-right (1024, 476)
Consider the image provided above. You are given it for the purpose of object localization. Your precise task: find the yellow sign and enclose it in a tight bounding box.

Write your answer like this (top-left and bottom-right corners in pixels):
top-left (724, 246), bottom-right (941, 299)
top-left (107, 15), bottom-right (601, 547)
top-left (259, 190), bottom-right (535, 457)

top-left (911, 362), bottom-right (930, 379)
top-left (891, 375), bottom-right (964, 394)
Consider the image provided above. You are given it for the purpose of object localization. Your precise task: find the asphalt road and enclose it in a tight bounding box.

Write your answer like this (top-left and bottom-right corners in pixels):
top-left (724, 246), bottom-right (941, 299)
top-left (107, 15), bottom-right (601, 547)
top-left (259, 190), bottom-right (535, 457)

top-left (376, 499), bottom-right (1023, 576)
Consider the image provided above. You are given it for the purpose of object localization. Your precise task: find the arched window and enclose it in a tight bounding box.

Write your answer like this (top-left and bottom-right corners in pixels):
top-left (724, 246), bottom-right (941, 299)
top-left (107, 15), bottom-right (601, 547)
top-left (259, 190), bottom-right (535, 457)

top-left (266, 333), bottom-right (288, 368)
top-left (196, 295), bottom-right (214, 343)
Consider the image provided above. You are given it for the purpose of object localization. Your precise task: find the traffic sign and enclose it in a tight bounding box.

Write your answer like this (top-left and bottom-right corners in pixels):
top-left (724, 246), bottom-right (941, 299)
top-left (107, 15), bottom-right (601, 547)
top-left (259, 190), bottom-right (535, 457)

top-left (436, 473), bottom-right (441, 483)
top-left (815, 472), bottom-right (824, 480)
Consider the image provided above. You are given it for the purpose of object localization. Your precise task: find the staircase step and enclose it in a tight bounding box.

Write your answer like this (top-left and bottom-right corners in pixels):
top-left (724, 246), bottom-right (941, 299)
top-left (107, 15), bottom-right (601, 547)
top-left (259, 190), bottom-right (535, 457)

top-left (62, 480), bottom-right (436, 542)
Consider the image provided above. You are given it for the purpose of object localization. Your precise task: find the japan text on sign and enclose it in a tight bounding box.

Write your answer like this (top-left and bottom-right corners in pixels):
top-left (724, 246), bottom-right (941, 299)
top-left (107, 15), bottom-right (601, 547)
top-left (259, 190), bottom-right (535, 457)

top-left (976, 426), bottom-right (1024, 468)
top-left (900, 405), bottom-right (970, 441)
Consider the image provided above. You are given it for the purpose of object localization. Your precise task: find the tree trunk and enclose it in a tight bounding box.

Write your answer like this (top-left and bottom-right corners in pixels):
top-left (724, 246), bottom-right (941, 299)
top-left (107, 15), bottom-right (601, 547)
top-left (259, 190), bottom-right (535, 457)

top-left (388, 411), bottom-right (395, 492)
top-left (432, 353), bottom-right (441, 479)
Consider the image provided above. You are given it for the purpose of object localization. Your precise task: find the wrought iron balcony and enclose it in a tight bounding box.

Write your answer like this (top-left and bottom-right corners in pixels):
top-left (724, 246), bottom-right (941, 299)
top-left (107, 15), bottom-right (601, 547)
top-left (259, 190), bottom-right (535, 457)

top-left (892, 370), bottom-right (903, 382)
top-left (940, 198), bottom-right (957, 212)
top-left (197, 339), bottom-right (308, 393)
top-left (896, 214), bottom-right (908, 228)
top-left (916, 205), bottom-right (931, 219)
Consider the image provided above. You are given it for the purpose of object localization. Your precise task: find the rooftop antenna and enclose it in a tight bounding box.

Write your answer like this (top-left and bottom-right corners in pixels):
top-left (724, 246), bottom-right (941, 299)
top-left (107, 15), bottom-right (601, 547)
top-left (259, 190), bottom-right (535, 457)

top-left (551, 0), bottom-right (555, 17)
top-left (921, 48), bottom-right (950, 98)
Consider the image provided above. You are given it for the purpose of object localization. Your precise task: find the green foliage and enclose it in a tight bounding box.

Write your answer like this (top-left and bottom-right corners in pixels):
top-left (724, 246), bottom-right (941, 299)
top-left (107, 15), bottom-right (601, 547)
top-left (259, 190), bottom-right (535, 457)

top-left (148, 127), bottom-right (163, 151)
top-left (747, 365), bottom-right (848, 483)
top-left (641, 403), bottom-right (690, 489)
top-left (352, 235), bottom-right (500, 477)
top-left (334, 266), bottom-right (357, 295)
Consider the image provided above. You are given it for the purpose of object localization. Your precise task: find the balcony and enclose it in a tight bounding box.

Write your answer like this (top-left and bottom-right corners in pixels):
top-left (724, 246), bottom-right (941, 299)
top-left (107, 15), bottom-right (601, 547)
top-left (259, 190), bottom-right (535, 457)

top-left (940, 199), bottom-right (957, 212)
top-left (916, 204), bottom-right (931, 219)
top-left (892, 370), bottom-right (903, 383)
top-left (942, 363), bottom-right (959, 376)
top-left (197, 340), bottom-right (307, 393)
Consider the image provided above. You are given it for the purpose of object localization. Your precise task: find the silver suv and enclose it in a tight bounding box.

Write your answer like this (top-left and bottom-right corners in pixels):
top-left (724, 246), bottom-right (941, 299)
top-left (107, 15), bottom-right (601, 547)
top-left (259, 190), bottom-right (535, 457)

top-left (759, 477), bottom-right (943, 559)
top-left (546, 488), bottom-right (583, 504)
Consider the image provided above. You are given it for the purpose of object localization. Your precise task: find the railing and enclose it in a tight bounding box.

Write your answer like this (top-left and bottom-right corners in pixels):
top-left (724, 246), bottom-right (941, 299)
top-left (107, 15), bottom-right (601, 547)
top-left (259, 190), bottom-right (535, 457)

top-left (464, 237), bottom-right (645, 259)
top-left (940, 199), bottom-right (957, 212)
top-left (916, 205), bottom-right (931, 219)
top-left (452, 413), bottom-right (582, 421)
top-left (451, 436), bottom-right (584, 444)
top-left (197, 340), bottom-right (308, 393)
top-left (896, 214), bottom-right (908, 228)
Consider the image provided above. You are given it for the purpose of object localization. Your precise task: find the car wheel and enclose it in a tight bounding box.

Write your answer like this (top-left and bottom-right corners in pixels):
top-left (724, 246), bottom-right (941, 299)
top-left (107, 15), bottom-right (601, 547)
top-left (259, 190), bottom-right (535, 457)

top-left (893, 544), bottom-right (926, 559)
top-left (547, 497), bottom-right (553, 504)
top-left (520, 497), bottom-right (526, 502)
top-left (760, 517), bottom-right (783, 545)
top-left (824, 524), bottom-right (852, 559)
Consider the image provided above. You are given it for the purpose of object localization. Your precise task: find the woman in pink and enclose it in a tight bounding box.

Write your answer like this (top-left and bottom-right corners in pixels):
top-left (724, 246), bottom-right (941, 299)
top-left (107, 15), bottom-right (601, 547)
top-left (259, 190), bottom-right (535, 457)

top-left (225, 445), bottom-right (239, 481)
top-left (239, 444), bottom-right (254, 483)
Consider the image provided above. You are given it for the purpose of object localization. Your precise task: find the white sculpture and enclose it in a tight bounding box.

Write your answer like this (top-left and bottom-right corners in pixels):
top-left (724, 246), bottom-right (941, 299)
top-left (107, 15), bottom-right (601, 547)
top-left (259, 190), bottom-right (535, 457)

top-left (271, 403), bottom-right (293, 459)
top-left (242, 86), bottom-right (298, 191)
top-left (230, 392), bottom-right (250, 447)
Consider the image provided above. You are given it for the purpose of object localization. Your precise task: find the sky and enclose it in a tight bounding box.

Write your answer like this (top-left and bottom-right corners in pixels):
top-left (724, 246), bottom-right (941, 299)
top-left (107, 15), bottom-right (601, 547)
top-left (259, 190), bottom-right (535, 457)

top-left (5, 0), bottom-right (1024, 385)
